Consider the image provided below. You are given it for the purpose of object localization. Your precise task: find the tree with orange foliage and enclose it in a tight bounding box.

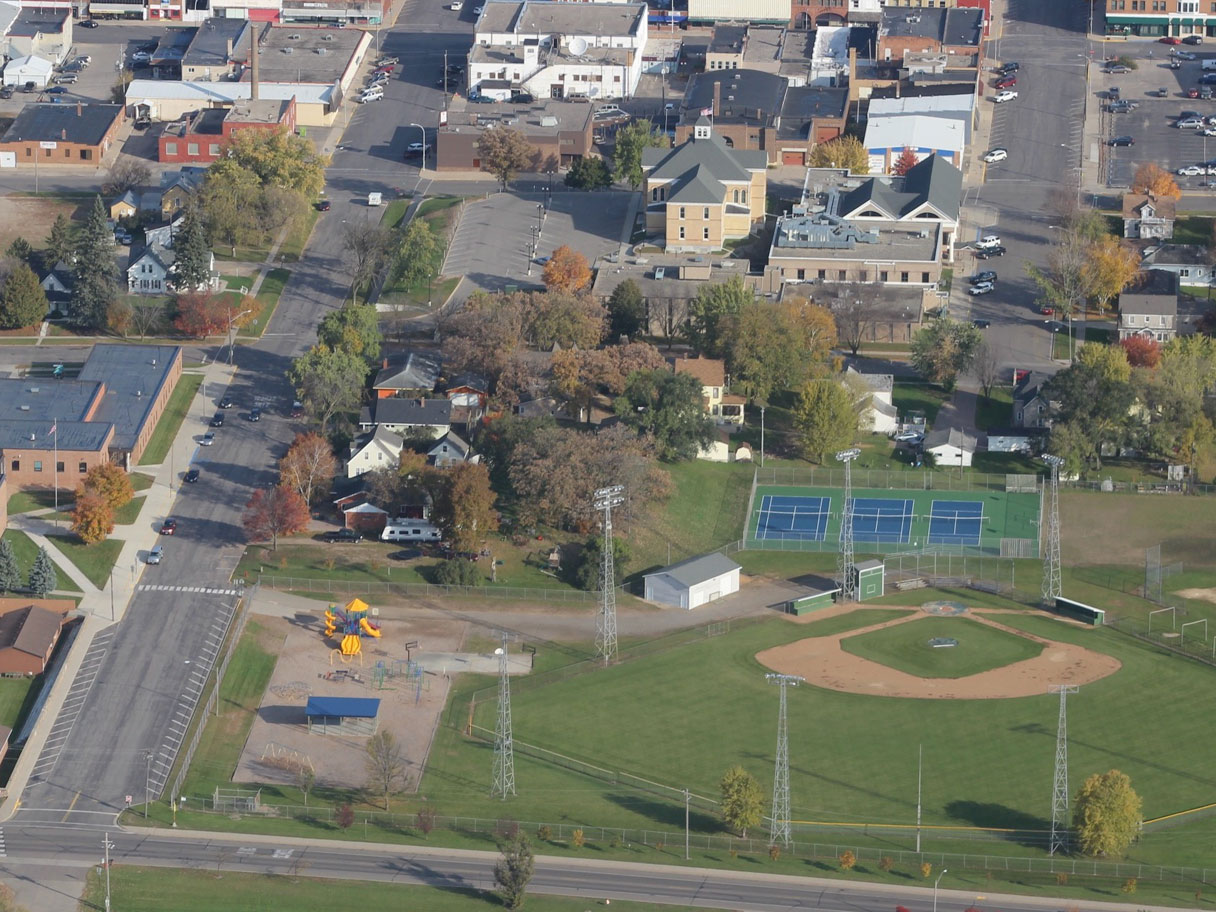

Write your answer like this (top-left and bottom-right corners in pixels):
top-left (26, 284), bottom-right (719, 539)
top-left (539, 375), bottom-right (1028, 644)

top-left (1131, 163), bottom-right (1181, 200)
top-left (72, 491), bottom-right (114, 545)
top-left (542, 245), bottom-right (592, 293)
top-left (892, 147), bottom-right (918, 176)
top-left (174, 291), bottom-right (255, 339)
top-left (242, 484), bottom-right (310, 551)
top-left (1121, 334), bottom-right (1162, 368)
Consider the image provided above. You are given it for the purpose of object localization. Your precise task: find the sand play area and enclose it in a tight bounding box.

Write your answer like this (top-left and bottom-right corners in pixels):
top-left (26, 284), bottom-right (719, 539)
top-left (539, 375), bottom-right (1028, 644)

top-left (757, 605), bottom-right (1122, 699)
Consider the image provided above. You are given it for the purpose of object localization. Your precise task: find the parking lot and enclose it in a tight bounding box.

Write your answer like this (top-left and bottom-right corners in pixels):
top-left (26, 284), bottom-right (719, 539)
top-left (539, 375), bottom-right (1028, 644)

top-left (1098, 43), bottom-right (1216, 188)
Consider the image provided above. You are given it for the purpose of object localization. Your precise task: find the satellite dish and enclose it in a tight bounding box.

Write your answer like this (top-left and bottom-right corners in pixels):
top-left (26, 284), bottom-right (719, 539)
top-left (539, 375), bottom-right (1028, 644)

top-left (568, 35), bottom-right (588, 55)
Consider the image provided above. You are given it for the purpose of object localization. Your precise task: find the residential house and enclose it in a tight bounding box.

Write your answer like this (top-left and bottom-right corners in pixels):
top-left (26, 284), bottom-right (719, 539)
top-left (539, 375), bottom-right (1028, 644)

top-left (0, 597), bottom-right (72, 676)
top-left (641, 118), bottom-right (768, 253)
top-left (39, 262), bottom-right (72, 317)
top-left (1139, 243), bottom-right (1211, 285)
top-left (358, 397), bottom-right (452, 438)
top-left (127, 243), bottom-right (175, 295)
top-left (346, 425), bottom-right (405, 478)
top-left (863, 113), bottom-right (965, 174)
top-left (1012, 370), bottom-right (1053, 428)
top-left (985, 427), bottom-right (1045, 454)
top-left (158, 170), bottom-right (203, 219)
top-left (109, 191), bottom-right (143, 221)
top-left (844, 366), bottom-right (898, 435)
top-left (373, 351), bottom-right (442, 399)
top-left (1123, 193), bottom-right (1175, 240)
top-left (672, 355), bottom-right (745, 425)
top-left (143, 214), bottom-right (185, 249)
top-left (1118, 269), bottom-right (1180, 342)
top-left (924, 426), bottom-right (976, 467)
top-left (444, 373), bottom-right (489, 409)
top-left (427, 430), bottom-right (474, 467)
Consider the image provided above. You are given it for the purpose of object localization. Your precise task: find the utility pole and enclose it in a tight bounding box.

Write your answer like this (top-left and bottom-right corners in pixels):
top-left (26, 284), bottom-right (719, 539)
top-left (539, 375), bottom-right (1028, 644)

top-left (491, 633), bottom-right (516, 799)
top-left (1049, 684), bottom-right (1079, 855)
top-left (103, 834), bottom-right (114, 912)
top-left (1041, 455), bottom-right (1064, 604)
top-left (915, 743), bottom-right (923, 853)
top-left (766, 673), bottom-right (803, 846)
top-left (759, 406), bottom-right (765, 467)
top-left (683, 787), bottom-right (690, 860)
top-left (144, 750), bottom-right (153, 818)
top-left (593, 485), bottom-right (624, 665)
top-left (836, 448), bottom-right (861, 602)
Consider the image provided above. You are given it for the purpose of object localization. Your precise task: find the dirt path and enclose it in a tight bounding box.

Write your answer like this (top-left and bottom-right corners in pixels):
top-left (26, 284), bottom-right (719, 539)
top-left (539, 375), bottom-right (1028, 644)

top-left (756, 607), bottom-right (1121, 700)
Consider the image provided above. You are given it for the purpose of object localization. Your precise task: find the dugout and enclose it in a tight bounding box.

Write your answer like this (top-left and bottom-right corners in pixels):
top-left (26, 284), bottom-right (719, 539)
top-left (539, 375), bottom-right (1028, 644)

top-left (854, 560), bottom-right (885, 600)
top-left (305, 696), bottom-right (381, 736)
top-left (786, 586), bottom-right (841, 616)
top-left (1050, 596), bottom-right (1105, 626)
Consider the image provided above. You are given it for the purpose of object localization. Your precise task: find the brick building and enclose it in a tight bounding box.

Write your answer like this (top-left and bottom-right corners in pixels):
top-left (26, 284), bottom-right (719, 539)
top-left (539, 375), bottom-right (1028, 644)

top-left (158, 99), bottom-right (297, 163)
top-left (437, 98), bottom-right (594, 172)
top-left (0, 103), bottom-right (125, 166)
top-left (0, 598), bottom-right (73, 676)
top-left (877, 6), bottom-right (984, 69)
top-left (1105, 0), bottom-right (1212, 38)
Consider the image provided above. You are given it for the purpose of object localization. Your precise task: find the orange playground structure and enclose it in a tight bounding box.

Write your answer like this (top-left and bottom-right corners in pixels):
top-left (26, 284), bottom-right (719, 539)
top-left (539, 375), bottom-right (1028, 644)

top-left (323, 598), bottom-right (383, 662)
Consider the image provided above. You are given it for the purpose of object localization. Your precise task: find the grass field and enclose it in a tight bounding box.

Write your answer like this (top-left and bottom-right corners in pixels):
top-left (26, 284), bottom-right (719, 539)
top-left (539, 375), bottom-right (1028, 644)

top-left (840, 616), bottom-right (1043, 678)
top-left (44, 535), bottom-right (123, 589)
top-left (139, 374), bottom-right (204, 466)
top-left (1, 529), bottom-right (82, 593)
top-left (891, 382), bottom-right (951, 426)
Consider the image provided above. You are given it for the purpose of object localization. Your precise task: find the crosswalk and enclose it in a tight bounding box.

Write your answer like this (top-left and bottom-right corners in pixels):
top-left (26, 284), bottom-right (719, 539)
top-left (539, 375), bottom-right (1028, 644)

top-left (0, 828), bottom-right (7, 857)
top-left (137, 585), bottom-right (240, 596)
top-left (29, 628), bottom-right (115, 786)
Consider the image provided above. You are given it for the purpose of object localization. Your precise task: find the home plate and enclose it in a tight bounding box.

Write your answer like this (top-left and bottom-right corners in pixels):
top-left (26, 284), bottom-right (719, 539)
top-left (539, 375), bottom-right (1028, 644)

top-left (413, 652), bottom-right (533, 675)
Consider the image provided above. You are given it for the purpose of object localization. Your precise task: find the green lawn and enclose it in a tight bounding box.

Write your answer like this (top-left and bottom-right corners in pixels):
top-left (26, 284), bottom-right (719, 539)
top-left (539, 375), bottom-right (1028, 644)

top-left (114, 495), bottom-right (146, 526)
top-left (974, 387), bottom-right (1013, 431)
top-left (138, 374), bottom-right (204, 466)
top-left (224, 267), bottom-right (290, 339)
top-left (0, 676), bottom-right (35, 729)
top-left (82, 867), bottom-right (720, 912)
top-left (840, 616), bottom-right (1043, 678)
top-left (891, 381), bottom-right (950, 425)
top-left (44, 535), bottom-right (124, 589)
top-left (215, 210), bottom-right (318, 265)
top-left (8, 472), bottom-right (151, 517)
top-left (791, 608), bottom-right (915, 637)
top-left (1170, 214), bottom-right (1215, 246)
top-left (379, 196), bottom-right (463, 308)
top-left (1, 529), bottom-right (82, 593)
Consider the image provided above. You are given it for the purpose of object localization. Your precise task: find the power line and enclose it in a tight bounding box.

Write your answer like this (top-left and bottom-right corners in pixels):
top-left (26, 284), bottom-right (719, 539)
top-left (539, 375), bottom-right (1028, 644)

top-left (593, 485), bottom-right (624, 665)
top-left (491, 633), bottom-right (515, 800)
top-left (767, 672), bottom-right (803, 846)
top-left (836, 448), bottom-right (861, 602)
top-left (1049, 683), bottom-right (1078, 855)
top-left (1042, 455), bottom-right (1064, 604)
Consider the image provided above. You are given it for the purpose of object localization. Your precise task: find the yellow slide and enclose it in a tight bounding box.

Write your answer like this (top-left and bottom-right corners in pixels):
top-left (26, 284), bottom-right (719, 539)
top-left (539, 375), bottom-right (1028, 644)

top-left (323, 609), bottom-right (337, 637)
top-left (359, 617), bottom-right (382, 638)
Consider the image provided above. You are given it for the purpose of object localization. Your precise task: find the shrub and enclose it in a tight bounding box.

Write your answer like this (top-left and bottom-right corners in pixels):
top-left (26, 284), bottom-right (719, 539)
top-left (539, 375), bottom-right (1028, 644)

top-left (417, 806), bottom-right (436, 837)
top-left (839, 850), bottom-right (856, 871)
top-left (536, 825), bottom-right (552, 842)
top-left (921, 862), bottom-right (932, 879)
top-left (571, 828), bottom-right (585, 848)
top-left (335, 804), bottom-right (355, 830)
top-left (1122, 878), bottom-right (1137, 895)
top-left (769, 844), bottom-right (781, 861)
top-left (435, 557), bottom-right (482, 586)
top-left (878, 856), bottom-right (894, 873)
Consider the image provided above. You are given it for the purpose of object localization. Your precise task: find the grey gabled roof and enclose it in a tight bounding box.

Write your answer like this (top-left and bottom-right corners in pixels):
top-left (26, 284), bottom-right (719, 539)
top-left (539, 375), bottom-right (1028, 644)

top-left (363, 397), bottom-right (452, 427)
top-left (374, 350), bottom-right (442, 391)
top-left (924, 426), bottom-right (977, 452)
top-left (838, 153), bottom-right (961, 222)
top-left (645, 551), bottom-right (741, 588)
top-left (128, 242), bottom-right (175, 274)
top-left (642, 131), bottom-right (766, 183)
top-left (667, 164), bottom-right (729, 205)
top-left (427, 429), bottom-right (470, 458)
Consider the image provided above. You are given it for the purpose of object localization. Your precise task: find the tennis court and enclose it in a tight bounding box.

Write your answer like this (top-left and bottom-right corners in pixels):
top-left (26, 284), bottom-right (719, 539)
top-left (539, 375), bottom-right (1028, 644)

top-left (747, 483), bottom-right (1041, 556)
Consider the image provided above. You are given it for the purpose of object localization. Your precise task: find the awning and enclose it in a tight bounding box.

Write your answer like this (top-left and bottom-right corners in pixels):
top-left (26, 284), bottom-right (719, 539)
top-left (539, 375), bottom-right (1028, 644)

top-left (1179, 18), bottom-right (1195, 25)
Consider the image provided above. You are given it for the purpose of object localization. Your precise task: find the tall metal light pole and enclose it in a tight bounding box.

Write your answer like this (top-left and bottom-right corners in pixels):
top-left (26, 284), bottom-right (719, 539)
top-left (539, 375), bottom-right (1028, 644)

top-left (227, 308), bottom-right (252, 365)
top-left (1049, 684), bottom-right (1079, 855)
top-left (933, 867), bottom-right (948, 912)
top-left (759, 406), bottom-right (766, 467)
top-left (144, 750), bottom-right (153, 818)
top-left (836, 448), bottom-right (861, 602)
top-left (1041, 455), bottom-right (1064, 604)
top-left (491, 634), bottom-right (516, 799)
top-left (593, 485), bottom-right (625, 665)
top-left (409, 122), bottom-right (426, 172)
top-left (683, 787), bottom-right (690, 860)
top-left (766, 672), bottom-right (803, 846)
top-left (103, 834), bottom-right (114, 912)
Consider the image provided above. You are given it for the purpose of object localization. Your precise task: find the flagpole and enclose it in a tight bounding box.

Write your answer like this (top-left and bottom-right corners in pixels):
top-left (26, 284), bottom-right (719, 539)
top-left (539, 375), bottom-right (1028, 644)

top-left (53, 416), bottom-right (58, 527)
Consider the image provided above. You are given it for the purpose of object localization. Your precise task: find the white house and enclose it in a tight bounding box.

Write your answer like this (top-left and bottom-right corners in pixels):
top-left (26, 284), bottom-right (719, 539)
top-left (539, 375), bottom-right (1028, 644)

top-left (844, 366), bottom-right (897, 435)
top-left (346, 426), bottom-right (405, 478)
top-left (643, 552), bottom-right (741, 610)
top-left (924, 427), bottom-right (977, 467)
top-left (469, 0), bottom-right (648, 101)
top-left (127, 243), bottom-right (176, 295)
top-left (427, 430), bottom-right (475, 468)
top-left (3, 54), bottom-right (53, 88)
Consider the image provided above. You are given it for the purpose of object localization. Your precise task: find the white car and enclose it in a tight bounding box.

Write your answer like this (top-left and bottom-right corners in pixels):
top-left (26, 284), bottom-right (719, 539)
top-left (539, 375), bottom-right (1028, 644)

top-left (975, 234), bottom-right (1002, 249)
top-left (894, 430), bottom-right (923, 443)
top-left (1178, 164), bottom-right (1205, 176)
top-left (1204, 128), bottom-right (1216, 137)
top-left (982, 148), bottom-right (1008, 163)
top-left (450, 0), bottom-right (462, 7)
top-left (993, 90), bottom-right (1018, 103)
top-left (200, 431), bottom-right (215, 446)
top-left (968, 282), bottom-right (995, 296)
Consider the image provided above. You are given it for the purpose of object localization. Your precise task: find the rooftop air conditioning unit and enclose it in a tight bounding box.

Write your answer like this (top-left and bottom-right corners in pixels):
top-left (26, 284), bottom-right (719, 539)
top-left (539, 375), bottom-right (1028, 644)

top-left (288, 33), bottom-right (301, 38)
top-left (322, 34), bottom-right (334, 40)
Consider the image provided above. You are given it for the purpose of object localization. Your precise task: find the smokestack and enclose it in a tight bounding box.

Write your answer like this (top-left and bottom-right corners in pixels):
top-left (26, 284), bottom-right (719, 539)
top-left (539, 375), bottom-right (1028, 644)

top-left (712, 80), bottom-right (721, 119)
top-left (226, 38), bottom-right (233, 60)
top-left (61, 128), bottom-right (67, 140)
top-left (75, 101), bottom-right (82, 116)
top-left (249, 23), bottom-right (259, 100)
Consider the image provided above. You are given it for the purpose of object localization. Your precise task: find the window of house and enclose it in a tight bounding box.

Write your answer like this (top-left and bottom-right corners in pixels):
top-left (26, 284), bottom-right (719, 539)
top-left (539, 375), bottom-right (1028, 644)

top-left (79, 461), bottom-right (87, 473)
top-left (817, 269), bottom-right (827, 279)
top-left (922, 272), bottom-right (930, 283)
top-left (679, 206), bottom-right (685, 219)
top-left (679, 226), bottom-right (685, 239)
top-left (10, 459), bottom-right (18, 472)
top-left (209, 144), bottom-right (220, 156)
top-left (1181, 269), bottom-right (1190, 277)
top-left (880, 270), bottom-right (889, 282)
top-left (703, 207), bottom-right (710, 219)
top-left (712, 387), bottom-right (720, 397)
top-left (187, 143), bottom-right (199, 156)
top-left (859, 270), bottom-right (868, 282)
top-left (34, 461), bottom-right (42, 472)
top-left (796, 269), bottom-right (805, 280)
top-left (56, 461), bottom-right (64, 473)
top-left (166, 141), bottom-right (178, 155)
top-left (901, 271), bottom-right (909, 282)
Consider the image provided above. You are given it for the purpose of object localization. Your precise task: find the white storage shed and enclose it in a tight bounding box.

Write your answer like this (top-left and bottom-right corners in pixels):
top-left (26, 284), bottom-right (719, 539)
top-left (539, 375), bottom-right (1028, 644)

top-left (643, 552), bottom-right (741, 610)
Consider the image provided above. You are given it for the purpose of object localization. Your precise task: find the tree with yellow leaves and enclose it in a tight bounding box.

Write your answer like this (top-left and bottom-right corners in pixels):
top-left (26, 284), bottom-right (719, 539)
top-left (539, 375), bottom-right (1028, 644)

top-left (808, 136), bottom-right (869, 174)
top-left (1131, 162), bottom-right (1181, 200)
top-left (1082, 235), bottom-right (1142, 313)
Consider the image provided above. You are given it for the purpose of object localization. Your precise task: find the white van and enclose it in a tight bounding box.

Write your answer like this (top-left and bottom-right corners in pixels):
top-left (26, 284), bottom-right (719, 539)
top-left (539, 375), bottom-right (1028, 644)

top-left (381, 521), bottom-right (442, 542)
top-left (1204, 59), bottom-right (1216, 70)
top-left (359, 87), bottom-right (384, 103)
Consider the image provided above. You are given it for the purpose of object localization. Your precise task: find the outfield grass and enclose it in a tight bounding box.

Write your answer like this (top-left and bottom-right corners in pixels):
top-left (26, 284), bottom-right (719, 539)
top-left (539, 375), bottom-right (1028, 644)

top-left (794, 608), bottom-right (915, 637)
top-left (139, 374), bottom-right (204, 466)
top-left (1, 529), bottom-right (82, 593)
top-left (44, 535), bottom-right (123, 589)
top-left (840, 616), bottom-right (1043, 678)
top-left (82, 868), bottom-right (708, 912)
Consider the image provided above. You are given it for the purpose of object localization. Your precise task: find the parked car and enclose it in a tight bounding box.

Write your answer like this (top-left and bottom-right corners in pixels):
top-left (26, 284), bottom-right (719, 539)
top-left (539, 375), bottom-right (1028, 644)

top-left (969, 271), bottom-right (998, 284)
top-left (982, 148), bottom-right (1008, 163)
top-left (406, 141), bottom-right (431, 155)
top-left (1107, 100), bottom-right (1135, 112)
top-left (1170, 58), bottom-right (1184, 69)
top-left (1107, 135), bottom-right (1135, 146)
top-left (248, 408), bottom-right (261, 422)
top-left (972, 319), bottom-right (991, 329)
top-left (1184, 34), bottom-right (1204, 44)
top-left (322, 528), bottom-right (362, 543)
top-left (211, 411), bottom-right (225, 427)
top-left (1105, 64), bottom-right (1130, 74)
top-left (997, 61), bottom-right (1019, 74)
top-left (509, 92), bottom-right (534, 104)
top-left (80, 17), bottom-right (99, 26)
top-left (0, 86), bottom-right (13, 99)
top-left (1150, 87), bottom-right (1170, 96)
top-left (894, 430), bottom-right (924, 443)
top-left (1187, 87), bottom-right (1201, 98)
top-left (317, 199), bottom-right (331, 211)
top-left (1177, 116), bottom-right (1205, 128)
top-left (159, 518), bottom-right (177, 535)
top-left (995, 76), bottom-right (1017, 90)
top-left (1203, 87), bottom-right (1215, 100)
top-left (1040, 304), bottom-right (1055, 315)
top-left (46, 86), bottom-right (67, 95)
top-left (147, 545), bottom-right (164, 565)
top-left (975, 245), bottom-right (1007, 259)
top-left (184, 468), bottom-right (200, 483)
top-left (1178, 165), bottom-right (1206, 176)
top-left (993, 90), bottom-right (1018, 103)
top-left (131, 50), bottom-right (151, 64)
top-left (1161, 35), bottom-right (1183, 44)
top-left (200, 431), bottom-right (215, 446)
top-left (976, 234), bottom-right (1002, 249)
top-left (968, 282), bottom-right (995, 296)
top-left (375, 56), bottom-right (399, 66)
top-left (450, 0), bottom-right (463, 8)
top-left (291, 400), bottom-right (304, 418)
top-left (1174, 50), bottom-right (1198, 60)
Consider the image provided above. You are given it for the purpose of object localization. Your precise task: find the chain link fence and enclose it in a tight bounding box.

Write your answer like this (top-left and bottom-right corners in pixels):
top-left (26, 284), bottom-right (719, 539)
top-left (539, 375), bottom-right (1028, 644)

top-left (255, 576), bottom-right (614, 604)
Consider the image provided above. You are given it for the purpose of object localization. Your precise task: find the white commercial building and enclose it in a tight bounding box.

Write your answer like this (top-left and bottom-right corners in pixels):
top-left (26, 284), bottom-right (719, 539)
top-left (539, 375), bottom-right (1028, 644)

top-left (643, 552), bottom-right (741, 610)
top-left (689, 0), bottom-right (787, 24)
top-left (864, 113), bottom-right (965, 175)
top-left (469, 0), bottom-right (648, 101)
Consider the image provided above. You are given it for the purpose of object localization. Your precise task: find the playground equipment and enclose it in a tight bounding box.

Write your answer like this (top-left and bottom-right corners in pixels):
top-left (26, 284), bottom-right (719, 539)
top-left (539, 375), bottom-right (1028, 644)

top-left (323, 598), bottom-right (383, 662)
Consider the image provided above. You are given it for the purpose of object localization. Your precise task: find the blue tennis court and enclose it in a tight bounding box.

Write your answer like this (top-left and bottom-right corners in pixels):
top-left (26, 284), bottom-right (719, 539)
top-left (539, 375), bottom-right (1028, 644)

top-left (847, 497), bottom-right (914, 544)
top-left (755, 494), bottom-right (831, 541)
top-left (927, 499), bottom-right (985, 546)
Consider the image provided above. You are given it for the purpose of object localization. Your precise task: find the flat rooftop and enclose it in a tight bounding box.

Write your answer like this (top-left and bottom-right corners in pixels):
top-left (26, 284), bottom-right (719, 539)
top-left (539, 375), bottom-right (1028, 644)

top-left (183, 18), bottom-right (256, 68)
top-left (10, 8), bottom-right (67, 36)
top-left (245, 25), bottom-right (365, 85)
top-left (444, 96), bottom-right (593, 135)
top-left (591, 257), bottom-right (757, 302)
top-left (771, 216), bottom-right (940, 264)
top-left (152, 27), bottom-right (197, 65)
top-left (78, 344), bottom-right (182, 452)
top-left (709, 24), bottom-right (747, 55)
top-left (0, 378), bottom-right (100, 424)
top-left (880, 7), bottom-right (946, 40)
top-left (0, 418), bottom-right (112, 452)
top-left (477, 0), bottom-right (646, 37)
top-left (683, 69), bottom-right (785, 124)
top-left (226, 98), bottom-right (291, 124)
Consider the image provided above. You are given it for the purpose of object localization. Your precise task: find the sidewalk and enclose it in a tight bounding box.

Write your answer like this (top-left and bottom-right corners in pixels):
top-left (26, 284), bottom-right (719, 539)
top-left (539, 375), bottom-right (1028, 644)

top-left (0, 358), bottom-right (238, 826)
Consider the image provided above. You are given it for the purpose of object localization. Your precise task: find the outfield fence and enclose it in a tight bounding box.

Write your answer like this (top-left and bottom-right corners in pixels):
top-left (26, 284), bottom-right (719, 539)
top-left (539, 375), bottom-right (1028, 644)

top-left (168, 796), bottom-right (1216, 885)
top-left (881, 553), bottom-right (1030, 599)
top-left (253, 575), bottom-right (617, 604)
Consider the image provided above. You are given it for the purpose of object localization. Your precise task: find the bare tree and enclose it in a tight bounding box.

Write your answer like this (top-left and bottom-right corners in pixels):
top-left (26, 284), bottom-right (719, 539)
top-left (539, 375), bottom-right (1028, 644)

top-left (827, 284), bottom-right (884, 355)
top-left (102, 157), bottom-right (152, 197)
top-left (130, 299), bottom-right (167, 340)
top-left (295, 762), bottom-right (316, 808)
top-left (365, 730), bottom-right (406, 811)
top-left (342, 222), bottom-right (392, 305)
top-left (971, 339), bottom-right (1001, 400)
top-left (651, 296), bottom-right (688, 346)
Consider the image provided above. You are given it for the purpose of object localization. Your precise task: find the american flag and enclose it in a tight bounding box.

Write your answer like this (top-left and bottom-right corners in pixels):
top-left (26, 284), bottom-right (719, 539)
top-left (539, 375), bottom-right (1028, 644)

top-left (700, 107), bottom-right (713, 116)
top-left (48, 422), bottom-right (57, 436)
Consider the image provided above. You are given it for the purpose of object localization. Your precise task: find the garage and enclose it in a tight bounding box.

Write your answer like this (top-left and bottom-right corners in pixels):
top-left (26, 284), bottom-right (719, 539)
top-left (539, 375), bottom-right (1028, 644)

top-left (782, 149), bottom-right (806, 166)
top-left (643, 552), bottom-right (741, 610)
top-left (3, 55), bottom-right (53, 89)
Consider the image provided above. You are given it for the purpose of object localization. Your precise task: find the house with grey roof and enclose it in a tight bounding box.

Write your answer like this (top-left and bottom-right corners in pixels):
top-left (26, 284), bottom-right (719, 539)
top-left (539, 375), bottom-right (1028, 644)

top-left (1118, 269), bottom-right (1180, 342)
top-left (346, 425), bottom-right (405, 479)
top-left (643, 551), bottom-right (741, 610)
top-left (1013, 370), bottom-right (1054, 429)
top-left (373, 351), bottom-right (442, 397)
top-left (358, 397), bottom-right (452, 439)
top-left (427, 430), bottom-right (474, 468)
top-left (641, 119), bottom-right (768, 253)
top-left (127, 243), bottom-right (176, 295)
top-left (924, 426), bottom-right (977, 467)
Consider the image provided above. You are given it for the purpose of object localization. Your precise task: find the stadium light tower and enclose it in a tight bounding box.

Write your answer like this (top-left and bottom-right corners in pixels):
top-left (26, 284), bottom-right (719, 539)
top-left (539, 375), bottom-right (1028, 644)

top-left (491, 634), bottom-right (516, 799)
top-left (1048, 683), bottom-right (1079, 855)
top-left (1041, 455), bottom-right (1064, 604)
top-left (593, 485), bottom-right (625, 665)
top-left (835, 448), bottom-right (862, 603)
top-left (767, 672), bottom-right (804, 846)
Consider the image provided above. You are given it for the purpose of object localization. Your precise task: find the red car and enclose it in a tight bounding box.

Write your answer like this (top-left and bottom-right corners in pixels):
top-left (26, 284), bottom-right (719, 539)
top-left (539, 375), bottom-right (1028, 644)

top-left (159, 518), bottom-right (178, 535)
top-left (374, 64), bottom-right (395, 74)
top-left (1160, 36), bottom-right (1182, 44)
top-left (995, 76), bottom-right (1017, 89)
top-left (1040, 305), bottom-right (1055, 316)
top-left (1188, 87), bottom-right (1201, 98)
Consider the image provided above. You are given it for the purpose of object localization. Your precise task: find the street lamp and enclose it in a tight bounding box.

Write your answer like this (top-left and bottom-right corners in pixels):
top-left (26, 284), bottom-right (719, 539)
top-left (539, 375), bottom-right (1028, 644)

top-left (103, 835), bottom-right (114, 912)
top-left (933, 868), bottom-right (948, 912)
top-left (409, 121), bottom-right (427, 172)
top-left (227, 308), bottom-right (253, 365)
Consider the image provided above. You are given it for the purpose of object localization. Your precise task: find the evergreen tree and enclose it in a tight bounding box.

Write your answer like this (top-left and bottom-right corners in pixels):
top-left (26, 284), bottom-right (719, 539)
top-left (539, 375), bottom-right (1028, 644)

top-left (172, 201), bottom-right (212, 293)
top-left (5, 236), bottom-right (32, 263)
top-left (46, 213), bottom-right (76, 269)
top-left (28, 546), bottom-right (57, 596)
top-left (70, 196), bottom-right (120, 330)
top-left (607, 278), bottom-right (646, 339)
top-left (0, 262), bottom-right (49, 329)
top-left (0, 538), bottom-right (19, 594)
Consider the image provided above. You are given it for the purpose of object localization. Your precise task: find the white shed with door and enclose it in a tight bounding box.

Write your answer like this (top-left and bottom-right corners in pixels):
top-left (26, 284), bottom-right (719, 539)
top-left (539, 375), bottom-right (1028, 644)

top-left (643, 552), bottom-right (741, 610)
top-left (3, 55), bottom-right (53, 88)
